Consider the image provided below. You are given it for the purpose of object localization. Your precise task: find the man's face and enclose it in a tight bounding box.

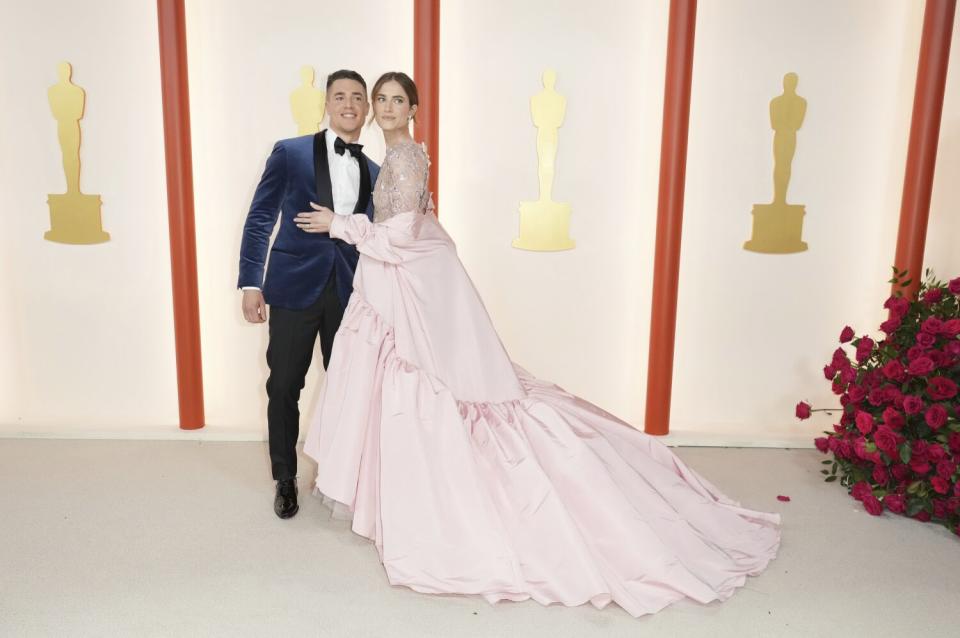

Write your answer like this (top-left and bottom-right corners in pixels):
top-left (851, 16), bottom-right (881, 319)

top-left (326, 78), bottom-right (369, 138)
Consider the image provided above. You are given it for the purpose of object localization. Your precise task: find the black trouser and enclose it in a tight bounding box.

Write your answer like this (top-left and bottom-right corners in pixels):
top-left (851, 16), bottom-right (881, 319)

top-left (266, 271), bottom-right (344, 480)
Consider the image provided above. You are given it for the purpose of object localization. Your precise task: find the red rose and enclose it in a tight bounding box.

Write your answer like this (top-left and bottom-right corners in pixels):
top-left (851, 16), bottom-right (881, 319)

top-left (892, 464), bottom-right (911, 481)
top-left (944, 319), bottom-right (960, 336)
top-left (848, 385), bottom-right (867, 404)
top-left (930, 350), bottom-right (948, 369)
top-left (884, 295), bottom-right (910, 317)
top-left (956, 481), bottom-right (960, 497)
top-left (946, 341), bottom-right (960, 357)
top-left (831, 348), bottom-right (850, 368)
top-left (874, 426), bottom-right (898, 456)
top-left (814, 437), bottom-right (830, 453)
top-left (917, 332), bottom-right (937, 348)
top-left (925, 404), bottom-right (948, 430)
top-left (855, 437), bottom-right (881, 463)
top-left (913, 440), bottom-right (930, 459)
top-left (932, 477), bottom-right (950, 495)
top-left (855, 411), bottom-right (874, 435)
top-left (937, 460), bottom-right (956, 480)
top-left (927, 377), bottom-right (958, 400)
top-left (910, 460), bottom-right (932, 475)
top-left (907, 345), bottom-right (927, 361)
top-left (839, 326), bottom-right (855, 343)
top-left (855, 337), bottom-right (874, 363)
top-left (795, 401), bottom-right (812, 420)
top-left (862, 495), bottom-right (884, 516)
top-left (880, 317), bottom-right (902, 334)
top-left (922, 317), bottom-right (945, 335)
top-left (872, 465), bottom-right (890, 485)
top-left (851, 481), bottom-right (872, 501)
top-left (908, 357), bottom-right (935, 376)
top-left (928, 444), bottom-right (947, 463)
top-left (867, 388), bottom-right (886, 406)
top-left (933, 499), bottom-right (948, 518)
top-left (903, 395), bottom-right (925, 414)
top-left (884, 386), bottom-right (904, 407)
top-left (947, 497), bottom-right (960, 514)
top-left (882, 360), bottom-right (905, 381)
top-left (832, 377), bottom-right (846, 395)
top-left (948, 432), bottom-right (960, 453)
top-left (882, 407), bottom-right (905, 430)
top-left (923, 288), bottom-right (944, 304)
top-left (840, 367), bottom-right (856, 384)
top-left (914, 510), bottom-right (932, 522)
top-left (949, 277), bottom-right (960, 294)
top-left (884, 493), bottom-right (906, 513)
top-left (823, 364), bottom-right (836, 380)
top-left (837, 440), bottom-right (853, 459)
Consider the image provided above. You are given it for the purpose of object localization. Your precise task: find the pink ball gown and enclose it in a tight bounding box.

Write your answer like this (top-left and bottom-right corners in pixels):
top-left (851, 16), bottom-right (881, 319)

top-left (304, 140), bottom-right (780, 618)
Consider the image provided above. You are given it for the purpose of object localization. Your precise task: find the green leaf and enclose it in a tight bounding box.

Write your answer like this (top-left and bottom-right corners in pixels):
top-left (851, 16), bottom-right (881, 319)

top-left (821, 469), bottom-right (830, 475)
top-left (825, 476), bottom-right (838, 482)
top-left (906, 500), bottom-right (927, 517)
top-left (822, 459), bottom-right (832, 465)
top-left (899, 442), bottom-right (912, 464)
top-left (907, 481), bottom-right (922, 494)
top-left (901, 279), bottom-right (913, 288)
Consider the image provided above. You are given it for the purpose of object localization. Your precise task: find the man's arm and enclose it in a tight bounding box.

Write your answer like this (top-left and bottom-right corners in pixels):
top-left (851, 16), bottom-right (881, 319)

top-left (239, 143), bottom-right (287, 323)
top-left (239, 143), bottom-right (287, 289)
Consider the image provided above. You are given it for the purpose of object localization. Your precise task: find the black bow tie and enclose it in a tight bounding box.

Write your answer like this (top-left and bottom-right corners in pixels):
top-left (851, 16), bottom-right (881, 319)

top-left (334, 137), bottom-right (363, 159)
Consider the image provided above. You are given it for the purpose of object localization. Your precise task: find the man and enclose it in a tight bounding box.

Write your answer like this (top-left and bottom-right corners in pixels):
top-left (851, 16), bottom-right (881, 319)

top-left (238, 70), bottom-right (379, 519)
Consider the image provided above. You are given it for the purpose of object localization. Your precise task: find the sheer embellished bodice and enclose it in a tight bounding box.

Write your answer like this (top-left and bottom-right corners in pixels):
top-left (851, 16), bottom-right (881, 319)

top-left (372, 140), bottom-right (431, 222)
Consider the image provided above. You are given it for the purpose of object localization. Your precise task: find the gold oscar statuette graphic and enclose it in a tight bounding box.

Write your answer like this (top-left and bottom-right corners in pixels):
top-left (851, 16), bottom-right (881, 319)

top-left (290, 65), bottom-right (325, 135)
top-left (744, 72), bottom-right (808, 254)
top-left (45, 62), bottom-right (109, 245)
top-left (513, 69), bottom-right (575, 251)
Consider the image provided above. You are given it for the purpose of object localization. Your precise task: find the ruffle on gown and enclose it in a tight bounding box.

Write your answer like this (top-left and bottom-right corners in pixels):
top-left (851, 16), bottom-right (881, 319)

top-left (304, 293), bottom-right (780, 618)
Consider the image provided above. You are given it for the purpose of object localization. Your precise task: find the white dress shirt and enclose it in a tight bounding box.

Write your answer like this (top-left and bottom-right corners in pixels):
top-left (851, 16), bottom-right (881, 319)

top-left (326, 130), bottom-right (361, 215)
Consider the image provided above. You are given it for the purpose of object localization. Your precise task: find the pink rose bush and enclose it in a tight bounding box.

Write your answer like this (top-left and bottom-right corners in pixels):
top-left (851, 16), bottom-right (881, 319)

top-left (796, 268), bottom-right (960, 536)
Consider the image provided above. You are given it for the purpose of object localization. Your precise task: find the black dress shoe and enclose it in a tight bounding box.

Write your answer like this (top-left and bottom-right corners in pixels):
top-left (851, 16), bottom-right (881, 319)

top-left (274, 478), bottom-right (299, 519)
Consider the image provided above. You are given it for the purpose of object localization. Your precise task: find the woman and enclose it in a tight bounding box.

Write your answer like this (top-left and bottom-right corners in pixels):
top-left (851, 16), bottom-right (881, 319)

top-left (296, 72), bottom-right (780, 618)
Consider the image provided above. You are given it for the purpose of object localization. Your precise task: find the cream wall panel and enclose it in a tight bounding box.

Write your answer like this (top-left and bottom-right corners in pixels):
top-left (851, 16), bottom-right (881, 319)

top-left (670, 0), bottom-right (924, 445)
top-left (0, 1), bottom-right (178, 432)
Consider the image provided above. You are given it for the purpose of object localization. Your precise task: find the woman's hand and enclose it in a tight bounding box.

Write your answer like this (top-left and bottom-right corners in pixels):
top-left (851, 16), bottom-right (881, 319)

top-left (295, 202), bottom-right (335, 233)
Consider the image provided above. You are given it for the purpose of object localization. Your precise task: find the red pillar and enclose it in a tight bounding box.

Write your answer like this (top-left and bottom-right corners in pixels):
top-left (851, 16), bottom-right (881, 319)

top-left (644, 0), bottom-right (697, 436)
top-left (157, 0), bottom-right (205, 429)
top-left (893, 0), bottom-right (956, 299)
top-left (414, 0), bottom-right (440, 214)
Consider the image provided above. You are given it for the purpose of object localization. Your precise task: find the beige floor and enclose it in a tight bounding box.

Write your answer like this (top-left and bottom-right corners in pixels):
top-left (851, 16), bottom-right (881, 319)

top-left (1, 440), bottom-right (958, 638)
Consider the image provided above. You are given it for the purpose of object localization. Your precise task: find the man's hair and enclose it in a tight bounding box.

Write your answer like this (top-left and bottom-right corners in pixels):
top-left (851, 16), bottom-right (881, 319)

top-left (326, 69), bottom-right (367, 92)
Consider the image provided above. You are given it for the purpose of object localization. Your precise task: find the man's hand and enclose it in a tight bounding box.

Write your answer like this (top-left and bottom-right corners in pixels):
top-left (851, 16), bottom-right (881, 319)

top-left (295, 202), bottom-right (335, 233)
top-left (242, 289), bottom-right (267, 323)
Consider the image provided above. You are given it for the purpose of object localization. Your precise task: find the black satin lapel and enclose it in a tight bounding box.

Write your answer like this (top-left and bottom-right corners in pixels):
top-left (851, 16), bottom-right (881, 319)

top-left (354, 155), bottom-right (372, 216)
top-left (314, 130), bottom-right (334, 209)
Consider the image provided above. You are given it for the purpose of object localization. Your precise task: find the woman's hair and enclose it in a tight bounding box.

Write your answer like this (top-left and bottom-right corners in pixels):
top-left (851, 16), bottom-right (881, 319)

top-left (370, 72), bottom-right (419, 122)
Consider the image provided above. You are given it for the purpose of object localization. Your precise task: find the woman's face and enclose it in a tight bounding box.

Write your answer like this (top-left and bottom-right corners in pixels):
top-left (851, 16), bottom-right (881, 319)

top-left (373, 80), bottom-right (416, 132)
